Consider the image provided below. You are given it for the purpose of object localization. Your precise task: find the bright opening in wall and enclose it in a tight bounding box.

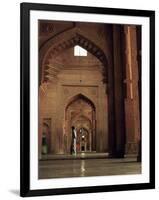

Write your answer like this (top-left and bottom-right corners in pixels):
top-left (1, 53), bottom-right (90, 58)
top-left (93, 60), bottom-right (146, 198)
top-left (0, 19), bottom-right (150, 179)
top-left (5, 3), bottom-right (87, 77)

top-left (74, 45), bottom-right (87, 56)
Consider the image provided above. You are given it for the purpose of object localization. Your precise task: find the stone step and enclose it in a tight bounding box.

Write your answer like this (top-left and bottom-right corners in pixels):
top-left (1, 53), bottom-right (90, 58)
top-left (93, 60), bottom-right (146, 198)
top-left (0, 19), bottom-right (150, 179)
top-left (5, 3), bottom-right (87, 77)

top-left (40, 152), bottom-right (109, 161)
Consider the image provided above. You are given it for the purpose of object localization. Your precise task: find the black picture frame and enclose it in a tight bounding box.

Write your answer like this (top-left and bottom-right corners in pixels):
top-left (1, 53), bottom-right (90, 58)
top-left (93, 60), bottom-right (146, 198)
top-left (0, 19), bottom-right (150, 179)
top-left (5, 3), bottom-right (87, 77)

top-left (20, 2), bottom-right (155, 197)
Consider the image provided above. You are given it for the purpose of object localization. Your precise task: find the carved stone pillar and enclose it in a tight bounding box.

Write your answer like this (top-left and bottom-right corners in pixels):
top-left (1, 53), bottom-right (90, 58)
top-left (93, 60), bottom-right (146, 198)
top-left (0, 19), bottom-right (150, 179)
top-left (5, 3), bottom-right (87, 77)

top-left (38, 85), bottom-right (46, 159)
top-left (108, 25), bottom-right (126, 158)
top-left (107, 25), bottom-right (116, 157)
top-left (136, 26), bottom-right (141, 162)
top-left (124, 26), bottom-right (141, 156)
top-left (112, 25), bottom-right (126, 158)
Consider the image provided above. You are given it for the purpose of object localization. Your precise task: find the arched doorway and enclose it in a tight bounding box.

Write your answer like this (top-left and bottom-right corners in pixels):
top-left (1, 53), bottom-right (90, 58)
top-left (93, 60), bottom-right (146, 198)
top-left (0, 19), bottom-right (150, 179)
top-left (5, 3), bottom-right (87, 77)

top-left (41, 119), bottom-right (51, 154)
top-left (78, 127), bottom-right (90, 152)
top-left (73, 117), bottom-right (91, 152)
top-left (65, 94), bottom-right (96, 153)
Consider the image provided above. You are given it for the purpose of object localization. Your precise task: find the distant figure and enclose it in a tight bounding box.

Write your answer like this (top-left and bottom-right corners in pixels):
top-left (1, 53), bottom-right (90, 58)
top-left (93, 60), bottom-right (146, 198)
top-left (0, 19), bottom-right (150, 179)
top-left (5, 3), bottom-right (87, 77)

top-left (71, 126), bottom-right (77, 155)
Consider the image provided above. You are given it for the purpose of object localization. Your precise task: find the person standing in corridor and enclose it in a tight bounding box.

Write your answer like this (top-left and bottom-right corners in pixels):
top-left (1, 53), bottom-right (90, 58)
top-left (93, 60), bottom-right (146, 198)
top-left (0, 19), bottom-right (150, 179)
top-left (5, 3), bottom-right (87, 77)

top-left (71, 126), bottom-right (77, 155)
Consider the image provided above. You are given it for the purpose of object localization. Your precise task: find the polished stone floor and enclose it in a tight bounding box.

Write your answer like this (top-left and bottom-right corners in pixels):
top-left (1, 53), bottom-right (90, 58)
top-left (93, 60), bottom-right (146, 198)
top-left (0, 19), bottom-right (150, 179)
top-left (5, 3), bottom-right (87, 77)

top-left (39, 157), bottom-right (141, 179)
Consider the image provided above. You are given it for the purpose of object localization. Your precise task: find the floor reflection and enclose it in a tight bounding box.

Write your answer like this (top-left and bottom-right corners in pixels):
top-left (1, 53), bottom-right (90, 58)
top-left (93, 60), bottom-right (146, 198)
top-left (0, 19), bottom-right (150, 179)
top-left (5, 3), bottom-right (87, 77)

top-left (39, 157), bottom-right (141, 179)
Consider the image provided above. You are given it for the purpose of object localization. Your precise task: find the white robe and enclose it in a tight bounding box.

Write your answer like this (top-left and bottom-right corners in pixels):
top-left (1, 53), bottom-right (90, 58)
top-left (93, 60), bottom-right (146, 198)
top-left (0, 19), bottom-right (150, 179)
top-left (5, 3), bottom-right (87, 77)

top-left (73, 129), bottom-right (77, 153)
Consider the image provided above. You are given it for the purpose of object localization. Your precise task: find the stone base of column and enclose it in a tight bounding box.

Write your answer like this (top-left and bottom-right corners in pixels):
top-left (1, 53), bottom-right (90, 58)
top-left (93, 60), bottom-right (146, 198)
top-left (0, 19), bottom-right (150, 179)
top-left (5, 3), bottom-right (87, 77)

top-left (114, 151), bottom-right (125, 158)
top-left (137, 154), bottom-right (141, 162)
top-left (108, 151), bottom-right (125, 158)
top-left (137, 140), bottom-right (141, 162)
top-left (125, 142), bottom-right (138, 154)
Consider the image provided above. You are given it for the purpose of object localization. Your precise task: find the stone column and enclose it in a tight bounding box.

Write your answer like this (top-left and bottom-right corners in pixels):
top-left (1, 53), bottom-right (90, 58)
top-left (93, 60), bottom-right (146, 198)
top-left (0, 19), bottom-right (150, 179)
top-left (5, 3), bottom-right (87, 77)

top-left (92, 110), bottom-right (96, 151)
top-left (56, 82), bottom-right (65, 154)
top-left (107, 25), bottom-right (126, 158)
top-left (112, 25), bottom-right (126, 158)
top-left (136, 26), bottom-right (141, 162)
top-left (38, 116), bottom-right (43, 159)
top-left (124, 26), bottom-right (141, 156)
top-left (38, 85), bottom-right (46, 159)
top-left (107, 25), bottom-right (116, 158)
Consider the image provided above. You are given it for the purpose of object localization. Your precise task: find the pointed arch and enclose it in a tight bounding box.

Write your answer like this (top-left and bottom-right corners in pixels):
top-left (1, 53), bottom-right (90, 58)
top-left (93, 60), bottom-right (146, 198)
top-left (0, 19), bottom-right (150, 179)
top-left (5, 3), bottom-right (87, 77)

top-left (72, 114), bottom-right (91, 124)
top-left (39, 27), bottom-right (108, 83)
top-left (65, 93), bottom-right (95, 111)
top-left (64, 93), bottom-right (96, 152)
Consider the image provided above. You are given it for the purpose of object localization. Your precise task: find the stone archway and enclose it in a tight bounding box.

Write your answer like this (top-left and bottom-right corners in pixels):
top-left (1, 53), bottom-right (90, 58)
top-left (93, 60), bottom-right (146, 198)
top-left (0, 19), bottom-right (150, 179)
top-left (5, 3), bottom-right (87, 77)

top-left (73, 117), bottom-right (91, 152)
top-left (77, 127), bottom-right (90, 152)
top-left (38, 23), bottom-right (128, 158)
top-left (39, 28), bottom-right (108, 84)
top-left (65, 94), bottom-right (96, 153)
